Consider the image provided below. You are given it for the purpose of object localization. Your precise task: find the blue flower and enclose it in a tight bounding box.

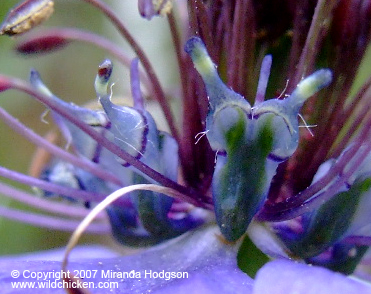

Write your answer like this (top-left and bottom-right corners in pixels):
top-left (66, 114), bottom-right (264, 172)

top-left (1, 225), bottom-right (371, 293)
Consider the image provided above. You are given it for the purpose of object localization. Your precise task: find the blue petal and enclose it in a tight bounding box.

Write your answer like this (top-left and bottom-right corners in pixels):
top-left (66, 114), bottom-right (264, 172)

top-left (0, 226), bottom-right (252, 293)
top-left (253, 259), bottom-right (371, 294)
top-left (0, 245), bottom-right (120, 262)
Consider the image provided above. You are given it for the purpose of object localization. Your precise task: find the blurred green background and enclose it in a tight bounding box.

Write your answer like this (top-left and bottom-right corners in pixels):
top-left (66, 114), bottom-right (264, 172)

top-left (0, 0), bottom-right (177, 256)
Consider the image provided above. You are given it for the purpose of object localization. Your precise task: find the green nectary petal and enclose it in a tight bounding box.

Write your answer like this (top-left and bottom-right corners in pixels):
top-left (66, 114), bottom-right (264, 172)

top-left (185, 36), bottom-right (332, 242)
top-left (95, 59), bottom-right (204, 242)
top-left (213, 116), bottom-right (274, 241)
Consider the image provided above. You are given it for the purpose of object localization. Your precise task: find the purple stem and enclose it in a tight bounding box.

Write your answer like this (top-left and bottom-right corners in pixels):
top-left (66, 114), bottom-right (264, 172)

top-left (331, 76), bottom-right (371, 157)
top-left (17, 28), bottom-right (152, 92)
top-left (0, 106), bottom-right (123, 186)
top-left (1, 75), bottom-right (213, 210)
top-left (291, 0), bottom-right (337, 88)
top-left (130, 58), bottom-right (144, 110)
top-left (79, 0), bottom-right (180, 143)
top-left (0, 166), bottom-right (105, 202)
top-left (0, 181), bottom-right (108, 219)
top-left (0, 205), bottom-right (109, 234)
top-left (258, 136), bottom-right (371, 221)
top-left (254, 55), bottom-right (272, 106)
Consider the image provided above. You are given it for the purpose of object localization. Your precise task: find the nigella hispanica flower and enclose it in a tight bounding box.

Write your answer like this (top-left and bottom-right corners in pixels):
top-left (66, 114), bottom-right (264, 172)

top-left (1, 0), bottom-right (371, 293)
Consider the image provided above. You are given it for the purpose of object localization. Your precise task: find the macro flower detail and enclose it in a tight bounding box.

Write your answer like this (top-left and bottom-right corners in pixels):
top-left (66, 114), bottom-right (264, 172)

top-left (1, 0), bottom-right (371, 293)
top-left (274, 149), bottom-right (371, 274)
top-left (28, 57), bottom-right (207, 247)
top-left (185, 36), bottom-right (332, 241)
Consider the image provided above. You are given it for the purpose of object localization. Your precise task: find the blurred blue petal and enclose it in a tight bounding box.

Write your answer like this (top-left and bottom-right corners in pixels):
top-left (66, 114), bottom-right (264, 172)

top-left (0, 225), bottom-right (253, 293)
top-left (253, 259), bottom-right (371, 294)
top-left (0, 245), bottom-right (119, 262)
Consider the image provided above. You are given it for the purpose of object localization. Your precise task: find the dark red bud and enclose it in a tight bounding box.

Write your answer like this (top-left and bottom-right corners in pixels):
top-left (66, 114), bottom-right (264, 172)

top-left (98, 59), bottom-right (113, 82)
top-left (16, 35), bottom-right (69, 55)
top-left (0, 77), bottom-right (12, 92)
